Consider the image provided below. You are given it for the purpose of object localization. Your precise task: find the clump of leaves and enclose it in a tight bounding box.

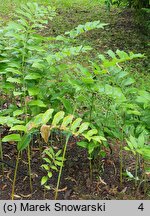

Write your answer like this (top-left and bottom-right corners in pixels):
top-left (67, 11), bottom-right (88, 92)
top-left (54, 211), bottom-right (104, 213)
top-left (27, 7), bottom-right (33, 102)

top-left (41, 146), bottom-right (63, 190)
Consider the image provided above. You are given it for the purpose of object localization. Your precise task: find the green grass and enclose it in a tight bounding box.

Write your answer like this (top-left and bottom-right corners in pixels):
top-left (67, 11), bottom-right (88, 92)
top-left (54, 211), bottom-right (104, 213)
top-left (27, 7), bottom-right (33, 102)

top-left (0, 0), bottom-right (105, 15)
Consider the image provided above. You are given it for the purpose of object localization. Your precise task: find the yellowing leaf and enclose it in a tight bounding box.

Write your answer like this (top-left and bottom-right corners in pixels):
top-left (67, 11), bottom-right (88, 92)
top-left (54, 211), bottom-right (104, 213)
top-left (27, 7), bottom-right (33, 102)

top-left (40, 125), bottom-right (51, 143)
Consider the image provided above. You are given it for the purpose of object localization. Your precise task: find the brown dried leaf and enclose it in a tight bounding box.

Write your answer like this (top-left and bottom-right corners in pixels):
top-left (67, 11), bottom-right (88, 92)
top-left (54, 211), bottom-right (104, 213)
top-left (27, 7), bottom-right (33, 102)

top-left (40, 125), bottom-right (51, 143)
top-left (14, 194), bottom-right (21, 198)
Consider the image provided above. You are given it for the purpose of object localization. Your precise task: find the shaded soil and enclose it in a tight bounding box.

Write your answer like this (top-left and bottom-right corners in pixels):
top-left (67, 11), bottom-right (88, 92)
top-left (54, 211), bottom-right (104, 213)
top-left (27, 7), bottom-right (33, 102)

top-left (0, 133), bottom-right (150, 200)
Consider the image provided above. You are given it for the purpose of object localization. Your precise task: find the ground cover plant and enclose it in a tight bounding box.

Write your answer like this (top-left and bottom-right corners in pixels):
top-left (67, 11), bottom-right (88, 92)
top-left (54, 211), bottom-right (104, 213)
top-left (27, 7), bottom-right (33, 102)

top-left (0, 0), bottom-right (150, 200)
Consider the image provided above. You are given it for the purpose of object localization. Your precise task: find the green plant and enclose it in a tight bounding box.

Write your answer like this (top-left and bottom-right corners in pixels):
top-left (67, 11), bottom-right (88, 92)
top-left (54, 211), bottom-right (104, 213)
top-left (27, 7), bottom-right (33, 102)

top-left (1, 1), bottom-right (149, 200)
top-left (0, 2), bottom-right (109, 199)
top-left (108, 0), bottom-right (149, 8)
top-left (27, 108), bottom-right (106, 199)
top-left (41, 146), bottom-right (63, 191)
top-left (125, 132), bottom-right (150, 189)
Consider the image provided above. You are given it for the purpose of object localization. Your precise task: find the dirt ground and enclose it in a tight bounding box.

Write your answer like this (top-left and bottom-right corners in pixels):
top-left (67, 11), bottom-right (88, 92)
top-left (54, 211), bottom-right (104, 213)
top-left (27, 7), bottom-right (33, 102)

top-left (0, 132), bottom-right (149, 200)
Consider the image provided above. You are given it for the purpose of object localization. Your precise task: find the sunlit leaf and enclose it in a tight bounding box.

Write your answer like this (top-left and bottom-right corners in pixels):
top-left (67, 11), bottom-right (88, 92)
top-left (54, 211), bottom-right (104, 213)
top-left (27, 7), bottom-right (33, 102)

top-left (61, 115), bottom-right (74, 128)
top-left (10, 125), bottom-right (27, 133)
top-left (77, 122), bottom-right (90, 134)
top-left (2, 134), bottom-right (21, 142)
top-left (42, 109), bottom-right (54, 124)
top-left (52, 111), bottom-right (65, 127)
top-left (41, 176), bottom-right (48, 185)
top-left (70, 118), bottom-right (82, 133)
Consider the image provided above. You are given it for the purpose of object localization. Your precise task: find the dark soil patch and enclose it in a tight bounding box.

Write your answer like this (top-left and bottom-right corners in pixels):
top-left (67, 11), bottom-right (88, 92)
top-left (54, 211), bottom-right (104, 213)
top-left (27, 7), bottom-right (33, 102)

top-left (0, 133), bottom-right (150, 200)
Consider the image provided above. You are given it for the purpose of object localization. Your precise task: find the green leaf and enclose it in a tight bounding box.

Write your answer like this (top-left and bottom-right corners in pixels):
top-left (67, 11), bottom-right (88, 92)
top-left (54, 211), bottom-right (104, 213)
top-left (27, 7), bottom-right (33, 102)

top-left (28, 100), bottom-right (46, 107)
top-left (44, 152), bottom-right (53, 160)
top-left (126, 170), bottom-right (134, 179)
top-left (7, 77), bottom-right (22, 84)
top-left (65, 21), bottom-right (107, 38)
top-left (10, 125), bottom-right (27, 133)
top-left (83, 129), bottom-right (98, 141)
top-left (13, 91), bottom-right (23, 96)
top-left (55, 149), bottom-right (62, 157)
top-left (55, 157), bottom-right (63, 161)
top-left (86, 129), bottom-right (98, 137)
top-left (2, 134), bottom-right (21, 142)
top-left (129, 135), bottom-right (138, 149)
top-left (52, 111), bottom-right (65, 127)
top-left (124, 147), bottom-right (130, 151)
top-left (70, 118), bottom-right (82, 133)
top-left (137, 147), bottom-right (150, 159)
top-left (50, 165), bottom-right (58, 171)
top-left (28, 87), bottom-right (39, 96)
top-left (41, 176), bottom-right (48, 185)
top-left (136, 90), bottom-right (150, 105)
top-left (13, 109), bottom-right (24, 117)
top-left (81, 77), bottom-right (94, 84)
top-left (77, 141), bottom-right (88, 149)
top-left (47, 172), bottom-right (52, 178)
top-left (126, 140), bottom-right (134, 151)
top-left (17, 133), bottom-right (31, 151)
top-left (138, 133), bottom-right (145, 148)
top-left (42, 109), bottom-right (54, 124)
top-left (61, 115), bottom-right (74, 128)
top-left (121, 77), bottom-right (135, 86)
top-left (107, 50), bottom-right (116, 58)
top-left (77, 122), bottom-right (90, 134)
top-left (33, 113), bottom-right (43, 126)
top-left (0, 116), bottom-right (24, 127)
top-left (41, 164), bottom-right (49, 171)
top-left (24, 73), bottom-right (41, 80)
top-left (57, 97), bottom-right (73, 113)
top-left (127, 110), bottom-right (141, 116)
top-left (43, 158), bottom-right (51, 164)
top-left (44, 185), bottom-right (51, 190)
top-left (91, 136), bottom-right (106, 143)
top-left (54, 160), bottom-right (63, 166)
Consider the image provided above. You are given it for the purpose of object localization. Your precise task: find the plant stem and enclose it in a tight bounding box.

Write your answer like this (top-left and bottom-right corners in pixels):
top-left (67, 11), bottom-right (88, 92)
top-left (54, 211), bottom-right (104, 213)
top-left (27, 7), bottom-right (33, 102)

top-left (12, 151), bottom-right (20, 200)
top-left (119, 112), bottom-right (125, 188)
top-left (135, 153), bottom-right (138, 187)
top-left (89, 158), bottom-right (93, 181)
top-left (55, 134), bottom-right (70, 200)
top-left (21, 31), bottom-right (33, 192)
top-left (89, 93), bottom-right (95, 123)
top-left (120, 144), bottom-right (123, 187)
top-left (27, 145), bottom-right (32, 192)
top-left (120, 128), bottom-right (124, 188)
top-left (143, 161), bottom-right (147, 195)
top-left (0, 136), bottom-right (4, 176)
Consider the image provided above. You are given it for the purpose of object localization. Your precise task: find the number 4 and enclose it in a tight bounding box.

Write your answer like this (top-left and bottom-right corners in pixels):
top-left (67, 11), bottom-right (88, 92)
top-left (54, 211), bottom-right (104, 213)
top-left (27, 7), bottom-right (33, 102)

top-left (138, 203), bottom-right (144, 211)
